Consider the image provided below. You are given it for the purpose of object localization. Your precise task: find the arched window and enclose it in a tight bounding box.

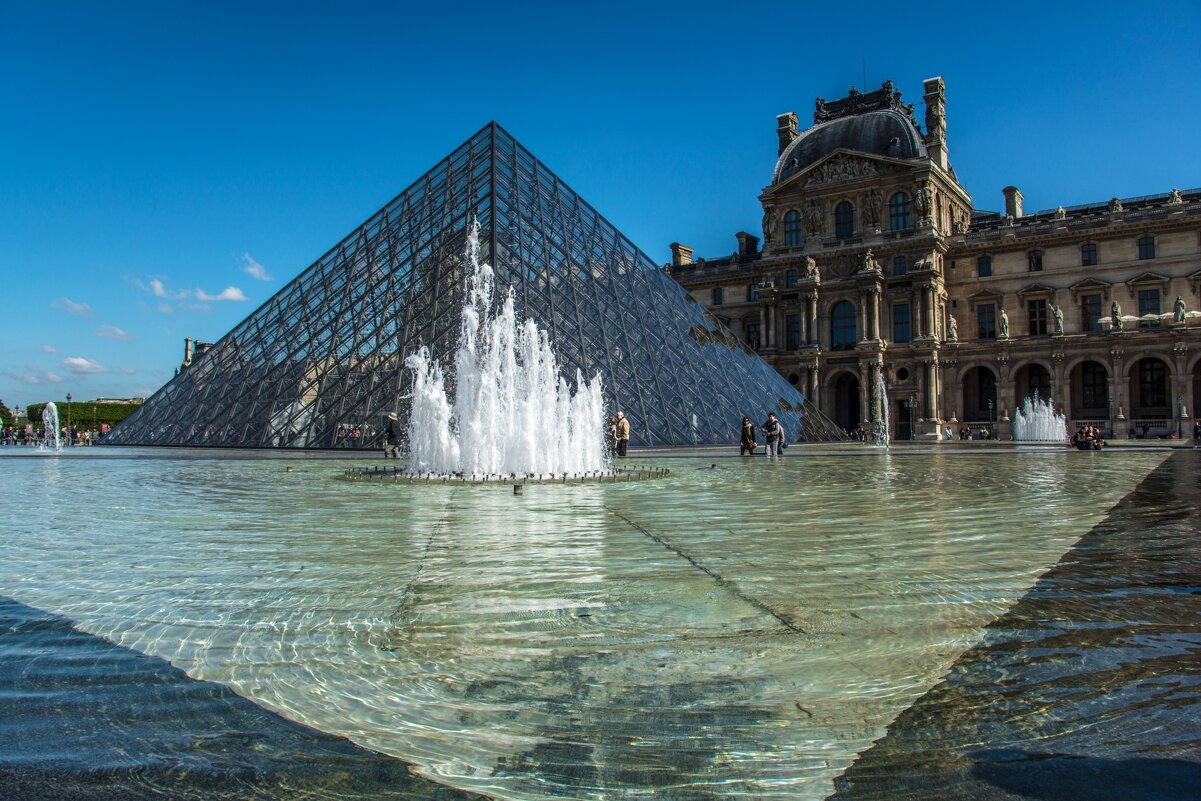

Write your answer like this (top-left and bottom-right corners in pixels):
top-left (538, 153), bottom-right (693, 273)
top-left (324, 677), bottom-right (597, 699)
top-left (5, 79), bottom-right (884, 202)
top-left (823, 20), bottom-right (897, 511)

top-left (1138, 236), bottom-right (1156, 259)
top-left (712, 286), bottom-right (723, 306)
top-left (889, 192), bottom-right (911, 230)
top-left (1081, 242), bottom-right (1098, 266)
top-left (834, 201), bottom-right (855, 239)
top-left (831, 300), bottom-right (857, 349)
top-left (783, 209), bottom-right (804, 246)
top-left (892, 255), bottom-right (907, 276)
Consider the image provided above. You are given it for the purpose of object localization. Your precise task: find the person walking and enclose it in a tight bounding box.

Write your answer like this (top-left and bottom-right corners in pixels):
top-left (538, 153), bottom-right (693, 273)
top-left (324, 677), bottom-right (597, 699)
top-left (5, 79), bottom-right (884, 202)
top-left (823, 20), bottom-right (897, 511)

top-left (615, 412), bottom-right (630, 457)
top-left (761, 413), bottom-right (781, 457)
top-left (384, 412), bottom-right (401, 459)
top-left (739, 416), bottom-right (757, 456)
top-left (1193, 418), bottom-right (1201, 448)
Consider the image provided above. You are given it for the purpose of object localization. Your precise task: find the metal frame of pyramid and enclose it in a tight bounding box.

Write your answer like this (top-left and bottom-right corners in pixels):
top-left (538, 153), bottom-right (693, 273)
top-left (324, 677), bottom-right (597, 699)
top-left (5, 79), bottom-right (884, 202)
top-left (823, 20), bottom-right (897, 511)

top-left (107, 123), bottom-right (846, 449)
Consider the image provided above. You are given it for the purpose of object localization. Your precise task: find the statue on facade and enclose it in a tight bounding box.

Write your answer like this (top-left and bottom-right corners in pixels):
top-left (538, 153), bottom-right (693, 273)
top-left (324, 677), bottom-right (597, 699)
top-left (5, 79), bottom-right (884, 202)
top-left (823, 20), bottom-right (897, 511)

top-left (998, 308), bottom-right (1009, 339)
top-left (803, 200), bottom-right (824, 237)
top-left (762, 209), bottom-right (777, 243)
top-left (1053, 304), bottom-right (1064, 334)
top-left (861, 248), bottom-right (880, 273)
top-left (947, 315), bottom-right (958, 341)
top-left (1054, 206), bottom-right (1067, 220)
top-left (804, 256), bottom-right (819, 279)
top-left (1174, 295), bottom-right (1187, 324)
top-left (1111, 301), bottom-right (1122, 331)
top-left (1169, 188), bottom-right (1184, 205)
top-left (863, 188), bottom-right (882, 229)
top-left (1109, 197), bottom-right (1123, 213)
top-left (913, 184), bottom-right (929, 222)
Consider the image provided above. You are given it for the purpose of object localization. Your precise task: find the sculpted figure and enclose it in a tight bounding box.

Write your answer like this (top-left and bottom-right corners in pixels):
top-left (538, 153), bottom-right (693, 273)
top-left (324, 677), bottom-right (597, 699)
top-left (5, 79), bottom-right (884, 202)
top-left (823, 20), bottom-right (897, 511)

top-left (805, 256), bottom-right (819, 279)
top-left (1111, 301), bottom-right (1122, 330)
top-left (1053, 304), bottom-right (1064, 334)
top-left (863, 188), bottom-right (882, 228)
top-left (762, 209), bottom-right (777, 243)
top-left (804, 201), bottom-right (825, 237)
top-left (1109, 197), bottom-right (1123, 213)
top-left (998, 308), bottom-right (1009, 339)
top-left (1174, 295), bottom-right (1186, 324)
top-left (1169, 188), bottom-right (1183, 205)
top-left (947, 315), bottom-right (958, 341)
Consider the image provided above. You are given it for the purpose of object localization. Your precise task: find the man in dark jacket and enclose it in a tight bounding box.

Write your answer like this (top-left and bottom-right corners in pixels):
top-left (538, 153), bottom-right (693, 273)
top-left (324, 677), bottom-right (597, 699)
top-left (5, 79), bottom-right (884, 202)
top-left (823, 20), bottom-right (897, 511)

top-left (384, 412), bottom-right (401, 459)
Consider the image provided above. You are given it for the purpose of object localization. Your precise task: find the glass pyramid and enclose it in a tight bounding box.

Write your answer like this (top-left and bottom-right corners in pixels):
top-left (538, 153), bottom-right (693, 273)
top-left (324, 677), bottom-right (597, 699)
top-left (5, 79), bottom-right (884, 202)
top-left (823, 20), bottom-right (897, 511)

top-left (108, 123), bottom-right (845, 449)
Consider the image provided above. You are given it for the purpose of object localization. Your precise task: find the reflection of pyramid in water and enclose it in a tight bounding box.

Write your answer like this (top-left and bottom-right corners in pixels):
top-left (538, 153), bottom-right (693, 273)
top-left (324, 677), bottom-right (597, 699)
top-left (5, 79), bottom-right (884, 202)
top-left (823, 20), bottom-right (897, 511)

top-left (109, 123), bottom-right (845, 448)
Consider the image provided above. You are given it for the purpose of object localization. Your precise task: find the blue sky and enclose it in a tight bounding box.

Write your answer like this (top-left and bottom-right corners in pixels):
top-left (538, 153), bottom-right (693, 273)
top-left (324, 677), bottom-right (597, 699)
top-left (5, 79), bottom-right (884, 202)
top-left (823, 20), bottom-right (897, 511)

top-left (2, 0), bottom-right (1199, 410)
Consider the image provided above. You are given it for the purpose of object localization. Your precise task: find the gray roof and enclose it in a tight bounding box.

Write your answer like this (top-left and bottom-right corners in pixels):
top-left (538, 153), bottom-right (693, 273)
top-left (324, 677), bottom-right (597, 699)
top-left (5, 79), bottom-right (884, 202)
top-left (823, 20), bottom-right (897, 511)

top-left (773, 108), bottom-right (927, 185)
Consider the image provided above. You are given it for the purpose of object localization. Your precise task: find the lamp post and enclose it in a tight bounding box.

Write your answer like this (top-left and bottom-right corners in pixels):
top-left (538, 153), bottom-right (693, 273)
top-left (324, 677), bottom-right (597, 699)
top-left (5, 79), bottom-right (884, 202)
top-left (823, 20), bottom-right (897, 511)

top-left (904, 397), bottom-right (915, 440)
top-left (987, 398), bottom-right (995, 438)
top-left (65, 392), bottom-right (72, 446)
top-left (1178, 395), bottom-right (1184, 439)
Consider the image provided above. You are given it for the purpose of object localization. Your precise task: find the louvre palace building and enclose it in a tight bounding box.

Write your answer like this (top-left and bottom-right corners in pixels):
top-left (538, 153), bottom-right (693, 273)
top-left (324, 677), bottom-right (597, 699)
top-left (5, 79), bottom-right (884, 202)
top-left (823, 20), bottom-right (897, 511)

top-left (668, 78), bottom-right (1201, 440)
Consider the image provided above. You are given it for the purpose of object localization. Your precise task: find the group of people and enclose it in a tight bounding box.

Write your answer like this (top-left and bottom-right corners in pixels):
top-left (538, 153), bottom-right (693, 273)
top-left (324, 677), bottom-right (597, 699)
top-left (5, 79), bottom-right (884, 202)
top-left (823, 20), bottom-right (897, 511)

top-left (1071, 426), bottom-right (1107, 450)
top-left (606, 412), bottom-right (631, 457)
top-left (1, 426), bottom-right (106, 446)
top-left (739, 413), bottom-right (788, 456)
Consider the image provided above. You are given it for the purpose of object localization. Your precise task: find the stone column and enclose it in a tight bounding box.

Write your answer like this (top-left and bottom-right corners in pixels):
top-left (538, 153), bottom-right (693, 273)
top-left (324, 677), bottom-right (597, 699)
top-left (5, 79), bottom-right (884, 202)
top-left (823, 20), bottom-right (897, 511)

top-left (859, 293), bottom-right (869, 341)
top-left (759, 304), bottom-right (767, 349)
top-left (858, 361), bottom-right (870, 426)
top-left (870, 289), bottom-right (881, 342)
top-left (1110, 346), bottom-right (1126, 437)
top-left (1051, 351), bottom-right (1067, 419)
top-left (926, 284), bottom-right (937, 338)
top-left (807, 295), bottom-right (819, 345)
top-left (925, 359), bottom-right (938, 422)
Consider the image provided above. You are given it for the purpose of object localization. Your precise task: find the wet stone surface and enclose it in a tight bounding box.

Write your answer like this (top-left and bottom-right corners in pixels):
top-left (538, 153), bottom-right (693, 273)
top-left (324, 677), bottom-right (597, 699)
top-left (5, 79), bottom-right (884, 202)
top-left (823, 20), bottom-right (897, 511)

top-left (831, 450), bottom-right (1201, 801)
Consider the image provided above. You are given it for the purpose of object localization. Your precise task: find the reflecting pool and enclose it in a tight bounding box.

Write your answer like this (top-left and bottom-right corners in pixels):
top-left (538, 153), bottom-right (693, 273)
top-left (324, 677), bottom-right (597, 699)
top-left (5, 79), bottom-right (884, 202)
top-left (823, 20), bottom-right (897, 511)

top-left (0, 448), bottom-right (1181, 799)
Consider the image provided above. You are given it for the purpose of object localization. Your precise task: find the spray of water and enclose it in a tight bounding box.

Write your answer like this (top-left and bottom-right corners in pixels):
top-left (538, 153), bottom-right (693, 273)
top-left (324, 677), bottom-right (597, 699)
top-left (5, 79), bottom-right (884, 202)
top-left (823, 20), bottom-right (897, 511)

top-left (404, 220), bottom-right (609, 478)
top-left (41, 402), bottom-right (61, 451)
top-left (1013, 394), bottom-right (1069, 442)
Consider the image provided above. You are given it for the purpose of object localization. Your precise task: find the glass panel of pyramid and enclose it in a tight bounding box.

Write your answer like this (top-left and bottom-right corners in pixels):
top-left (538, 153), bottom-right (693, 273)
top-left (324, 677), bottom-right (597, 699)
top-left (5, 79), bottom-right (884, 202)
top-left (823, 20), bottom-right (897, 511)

top-left (108, 123), bottom-right (845, 448)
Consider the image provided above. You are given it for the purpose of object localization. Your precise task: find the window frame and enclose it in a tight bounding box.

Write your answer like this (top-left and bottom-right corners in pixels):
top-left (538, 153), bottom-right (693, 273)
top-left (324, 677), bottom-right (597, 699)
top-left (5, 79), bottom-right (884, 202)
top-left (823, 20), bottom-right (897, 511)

top-left (1080, 242), bottom-right (1098, 266)
top-left (977, 303), bottom-right (997, 339)
top-left (1028, 250), bottom-right (1044, 272)
top-left (783, 209), bottom-right (804, 246)
top-left (892, 302), bottom-right (911, 343)
top-left (1138, 236), bottom-right (1156, 260)
top-left (889, 192), bottom-right (911, 231)
top-left (1027, 298), bottom-right (1048, 336)
top-left (830, 300), bottom-right (858, 349)
top-left (834, 201), bottom-right (855, 239)
top-left (712, 286), bottom-right (723, 306)
top-left (977, 255), bottom-right (992, 277)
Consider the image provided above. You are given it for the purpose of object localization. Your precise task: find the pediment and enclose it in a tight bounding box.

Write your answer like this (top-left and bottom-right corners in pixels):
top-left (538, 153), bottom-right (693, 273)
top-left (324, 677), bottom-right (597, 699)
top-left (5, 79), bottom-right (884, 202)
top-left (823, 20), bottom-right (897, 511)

top-left (1017, 282), bottom-right (1057, 300)
top-left (1125, 271), bottom-right (1170, 288)
top-left (1068, 277), bottom-right (1111, 300)
top-left (967, 288), bottom-right (1004, 302)
top-left (771, 149), bottom-right (916, 193)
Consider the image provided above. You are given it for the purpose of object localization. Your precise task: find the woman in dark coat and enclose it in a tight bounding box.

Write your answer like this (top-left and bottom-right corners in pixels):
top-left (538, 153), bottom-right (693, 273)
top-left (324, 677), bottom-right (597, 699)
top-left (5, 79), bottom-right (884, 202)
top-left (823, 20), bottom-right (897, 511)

top-left (739, 416), bottom-right (757, 456)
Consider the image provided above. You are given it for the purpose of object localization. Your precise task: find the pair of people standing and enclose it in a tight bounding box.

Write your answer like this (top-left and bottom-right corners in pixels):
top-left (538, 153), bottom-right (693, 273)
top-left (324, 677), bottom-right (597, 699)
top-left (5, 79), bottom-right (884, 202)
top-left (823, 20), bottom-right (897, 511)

top-left (608, 412), bottom-right (630, 457)
top-left (740, 413), bottom-right (786, 456)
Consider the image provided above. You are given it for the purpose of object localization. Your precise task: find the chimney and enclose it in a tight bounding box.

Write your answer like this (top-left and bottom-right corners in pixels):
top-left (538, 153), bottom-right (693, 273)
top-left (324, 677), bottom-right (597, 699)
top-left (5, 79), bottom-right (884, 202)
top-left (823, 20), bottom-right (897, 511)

top-left (670, 242), bottom-right (694, 267)
top-left (1002, 186), bottom-right (1024, 219)
top-left (736, 231), bottom-right (760, 258)
top-left (183, 337), bottom-right (194, 367)
top-left (922, 77), bottom-right (948, 170)
top-left (776, 112), bottom-right (799, 156)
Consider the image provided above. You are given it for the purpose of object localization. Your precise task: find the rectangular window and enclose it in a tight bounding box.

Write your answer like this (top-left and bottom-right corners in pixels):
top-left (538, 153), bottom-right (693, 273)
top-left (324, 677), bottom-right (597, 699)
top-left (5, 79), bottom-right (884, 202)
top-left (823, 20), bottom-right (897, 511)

top-left (977, 255), bottom-right (992, 277)
top-left (892, 303), bottom-right (911, 343)
top-left (745, 322), bottom-right (761, 349)
top-left (712, 286), bottom-right (724, 306)
top-left (1138, 288), bottom-right (1161, 327)
top-left (786, 314), bottom-right (801, 349)
top-left (977, 303), bottom-right (996, 339)
top-left (1081, 362), bottom-right (1107, 409)
top-left (1027, 299), bottom-right (1048, 335)
top-left (1081, 294), bottom-right (1102, 333)
top-left (1138, 237), bottom-right (1156, 260)
top-left (1081, 243), bottom-right (1098, 266)
top-left (785, 270), bottom-right (798, 288)
top-left (1028, 250), bottom-right (1043, 272)
top-left (747, 283), bottom-right (759, 302)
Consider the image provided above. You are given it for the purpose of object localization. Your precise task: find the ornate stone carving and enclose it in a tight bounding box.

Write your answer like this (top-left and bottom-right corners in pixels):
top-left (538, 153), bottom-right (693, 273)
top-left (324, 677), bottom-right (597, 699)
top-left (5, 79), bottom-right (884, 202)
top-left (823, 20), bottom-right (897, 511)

top-left (862, 188), bottom-right (883, 229)
top-left (1109, 197), bottom-right (1123, 212)
top-left (825, 253), bottom-right (859, 278)
top-left (803, 200), bottom-right (825, 237)
top-left (802, 154), bottom-right (882, 187)
top-left (947, 315), bottom-right (958, 341)
top-left (1054, 206), bottom-right (1066, 220)
top-left (813, 81), bottom-right (917, 126)
top-left (998, 308), bottom-right (1009, 339)
top-left (804, 256), bottom-right (819, 280)
top-left (1174, 295), bottom-right (1186, 323)
top-left (1052, 304), bottom-right (1064, 334)
top-left (762, 209), bottom-right (777, 243)
top-left (1169, 188), bottom-right (1184, 205)
top-left (1111, 301), bottom-right (1122, 331)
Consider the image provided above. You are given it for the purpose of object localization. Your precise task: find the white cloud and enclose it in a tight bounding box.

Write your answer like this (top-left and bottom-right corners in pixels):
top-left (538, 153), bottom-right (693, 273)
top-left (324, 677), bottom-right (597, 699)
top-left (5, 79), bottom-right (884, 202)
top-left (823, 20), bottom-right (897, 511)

top-left (195, 286), bottom-right (247, 302)
top-left (63, 356), bottom-right (108, 374)
top-left (157, 303), bottom-right (173, 314)
top-left (242, 253), bottom-right (272, 281)
top-left (56, 297), bottom-right (93, 317)
top-left (7, 368), bottom-right (64, 385)
top-left (119, 367), bottom-right (137, 375)
top-left (96, 324), bottom-right (137, 341)
top-left (137, 277), bottom-right (246, 304)
top-left (39, 344), bottom-right (57, 353)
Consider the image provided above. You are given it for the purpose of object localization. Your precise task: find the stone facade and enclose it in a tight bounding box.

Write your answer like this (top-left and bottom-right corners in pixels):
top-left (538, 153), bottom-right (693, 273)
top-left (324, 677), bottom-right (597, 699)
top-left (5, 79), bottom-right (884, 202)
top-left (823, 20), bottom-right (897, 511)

top-left (669, 79), bottom-right (1201, 439)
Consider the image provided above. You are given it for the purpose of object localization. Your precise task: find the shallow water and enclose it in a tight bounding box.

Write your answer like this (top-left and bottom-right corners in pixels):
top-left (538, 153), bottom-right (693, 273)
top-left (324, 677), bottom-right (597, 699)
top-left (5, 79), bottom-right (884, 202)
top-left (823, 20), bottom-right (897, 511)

top-left (0, 448), bottom-right (1169, 800)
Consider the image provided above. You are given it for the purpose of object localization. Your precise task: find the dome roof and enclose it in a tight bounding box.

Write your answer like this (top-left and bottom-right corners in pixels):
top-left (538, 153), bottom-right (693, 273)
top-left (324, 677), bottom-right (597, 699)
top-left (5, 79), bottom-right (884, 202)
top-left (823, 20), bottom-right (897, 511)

top-left (773, 108), bottom-right (926, 185)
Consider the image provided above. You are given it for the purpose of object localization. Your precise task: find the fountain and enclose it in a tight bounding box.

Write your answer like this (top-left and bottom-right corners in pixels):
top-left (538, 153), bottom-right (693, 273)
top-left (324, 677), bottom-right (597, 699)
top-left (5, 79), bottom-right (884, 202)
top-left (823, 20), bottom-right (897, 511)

top-left (40, 402), bottom-right (61, 451)
top-left (867, 366), bottom-right (890, 446)
top-left (1013, 394), bottom-right (1069, 442)
top-left (404, 220), bottom-right (609, 478)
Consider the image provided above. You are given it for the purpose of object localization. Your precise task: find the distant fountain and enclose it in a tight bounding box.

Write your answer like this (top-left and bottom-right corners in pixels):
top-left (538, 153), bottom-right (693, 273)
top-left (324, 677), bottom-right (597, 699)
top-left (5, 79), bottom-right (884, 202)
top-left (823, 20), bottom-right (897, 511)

top-left (867, 367), bottom-right (890, 447)
top-left (404, 220), bottom-right (609, 478)
top-left (41, 402), bottom-right (61, 451)
top-left (1013, 394), bottom-right (1068, 442)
